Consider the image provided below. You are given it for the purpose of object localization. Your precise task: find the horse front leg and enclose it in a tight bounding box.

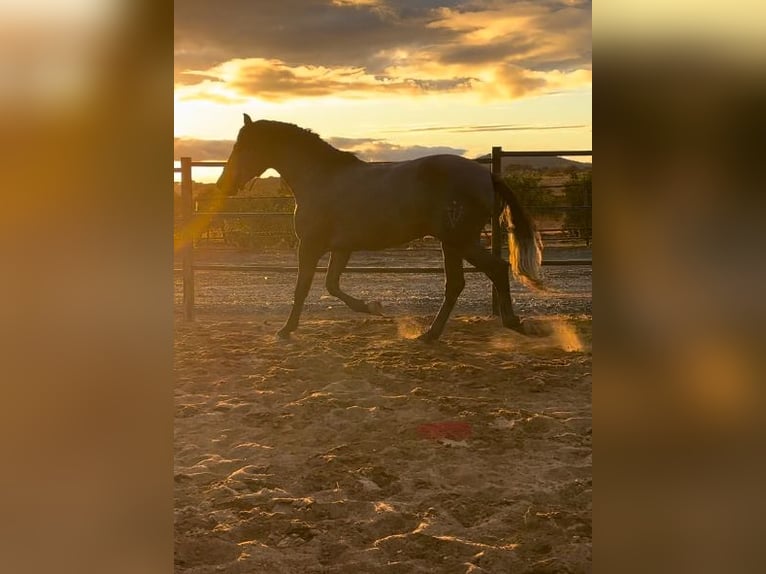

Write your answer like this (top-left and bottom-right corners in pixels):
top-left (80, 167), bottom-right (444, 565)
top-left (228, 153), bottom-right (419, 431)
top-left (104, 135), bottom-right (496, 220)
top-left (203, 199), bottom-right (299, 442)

top-left (418, 244), bottom-right (465, 342)
top-left (325, 250), bottom-right (383, 315)
top-left (277, 240), bottom-right (324, 338)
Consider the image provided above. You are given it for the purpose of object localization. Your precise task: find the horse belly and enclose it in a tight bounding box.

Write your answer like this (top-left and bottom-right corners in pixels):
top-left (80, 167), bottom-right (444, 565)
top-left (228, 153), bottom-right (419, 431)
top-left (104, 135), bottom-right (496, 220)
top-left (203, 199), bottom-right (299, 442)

top-left (330, 206), bottom-right (431, 250)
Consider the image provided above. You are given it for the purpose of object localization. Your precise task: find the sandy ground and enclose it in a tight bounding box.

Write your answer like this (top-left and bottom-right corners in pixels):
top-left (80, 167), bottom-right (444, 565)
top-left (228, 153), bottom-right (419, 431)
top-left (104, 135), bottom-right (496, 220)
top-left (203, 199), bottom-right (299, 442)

top-left (174, 246), bottom-right (591, 573)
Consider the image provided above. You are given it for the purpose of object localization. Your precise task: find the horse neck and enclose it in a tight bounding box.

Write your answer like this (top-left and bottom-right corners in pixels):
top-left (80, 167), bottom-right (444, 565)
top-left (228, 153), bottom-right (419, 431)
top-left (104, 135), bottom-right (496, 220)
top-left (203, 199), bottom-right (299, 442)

top-left (270, 138), bottom-right (357, 202)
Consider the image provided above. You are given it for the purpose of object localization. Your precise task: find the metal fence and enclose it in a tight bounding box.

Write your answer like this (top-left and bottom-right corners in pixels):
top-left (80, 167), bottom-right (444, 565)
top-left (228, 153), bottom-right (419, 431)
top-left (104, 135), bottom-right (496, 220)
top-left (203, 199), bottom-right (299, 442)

top-left (175, 147), bottom-right (591, 320)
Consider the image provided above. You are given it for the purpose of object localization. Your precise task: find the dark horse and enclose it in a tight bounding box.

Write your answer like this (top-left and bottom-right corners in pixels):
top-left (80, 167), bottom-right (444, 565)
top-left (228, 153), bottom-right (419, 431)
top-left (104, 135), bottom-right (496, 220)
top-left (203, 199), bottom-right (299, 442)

top-left (217, 115), bottom-right (543, 341)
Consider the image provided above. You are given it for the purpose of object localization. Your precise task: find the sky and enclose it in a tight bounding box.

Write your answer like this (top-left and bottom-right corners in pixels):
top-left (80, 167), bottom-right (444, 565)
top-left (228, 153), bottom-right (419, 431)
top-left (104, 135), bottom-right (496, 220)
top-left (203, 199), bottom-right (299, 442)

top-left (174, 0), bottom-right (591, 181)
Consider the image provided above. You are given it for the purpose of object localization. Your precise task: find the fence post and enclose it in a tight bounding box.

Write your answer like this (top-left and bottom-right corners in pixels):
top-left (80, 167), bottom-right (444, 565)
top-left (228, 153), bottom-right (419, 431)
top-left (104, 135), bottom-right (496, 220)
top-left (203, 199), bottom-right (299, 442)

top-left (583, 175), bottom-right (591, 247)
top-left (490, 146), bottom-right (502, 316)
top-left (180, 156), bottom-right (195, 321)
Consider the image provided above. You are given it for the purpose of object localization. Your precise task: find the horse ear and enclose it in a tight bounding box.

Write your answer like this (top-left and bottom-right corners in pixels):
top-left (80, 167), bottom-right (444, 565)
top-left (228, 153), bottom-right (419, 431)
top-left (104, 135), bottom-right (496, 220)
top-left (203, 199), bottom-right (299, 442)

top-left (243, 113), bottom-right (253, 126)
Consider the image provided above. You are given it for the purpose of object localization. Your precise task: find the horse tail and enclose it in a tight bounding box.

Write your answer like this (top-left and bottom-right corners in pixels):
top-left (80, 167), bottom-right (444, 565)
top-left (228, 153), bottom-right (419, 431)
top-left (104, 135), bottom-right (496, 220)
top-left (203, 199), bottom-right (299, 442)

top-left (492, 173), bottom-right (545, 290)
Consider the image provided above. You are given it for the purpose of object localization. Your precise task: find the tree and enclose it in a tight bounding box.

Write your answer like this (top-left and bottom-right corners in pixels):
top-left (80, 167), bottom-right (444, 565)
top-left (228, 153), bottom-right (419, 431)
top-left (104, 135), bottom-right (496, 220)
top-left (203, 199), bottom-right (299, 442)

top-left (502, 167), bottom-right (562, 227)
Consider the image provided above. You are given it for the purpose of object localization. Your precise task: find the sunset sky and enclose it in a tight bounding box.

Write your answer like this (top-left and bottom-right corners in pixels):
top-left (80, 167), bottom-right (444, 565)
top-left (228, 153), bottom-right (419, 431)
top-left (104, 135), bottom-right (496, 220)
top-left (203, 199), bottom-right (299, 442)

top-left (174, 0), bottom-right (591, 181)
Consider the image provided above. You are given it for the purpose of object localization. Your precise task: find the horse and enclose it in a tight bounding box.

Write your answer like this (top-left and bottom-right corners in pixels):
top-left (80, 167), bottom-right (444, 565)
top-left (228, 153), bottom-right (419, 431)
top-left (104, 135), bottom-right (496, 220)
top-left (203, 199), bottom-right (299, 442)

top-left (217, 115), bottom-right (543, 341)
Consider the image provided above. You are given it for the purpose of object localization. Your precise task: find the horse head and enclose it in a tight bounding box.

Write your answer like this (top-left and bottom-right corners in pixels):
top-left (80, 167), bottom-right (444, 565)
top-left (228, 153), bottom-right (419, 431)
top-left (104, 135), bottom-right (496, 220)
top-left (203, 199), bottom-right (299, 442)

top-left (216, 113), bottom-right (273, 195)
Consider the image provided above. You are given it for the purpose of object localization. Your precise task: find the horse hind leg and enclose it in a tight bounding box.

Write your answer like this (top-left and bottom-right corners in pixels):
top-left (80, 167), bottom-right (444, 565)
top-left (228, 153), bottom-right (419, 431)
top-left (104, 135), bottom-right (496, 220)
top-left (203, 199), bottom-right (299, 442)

top-left (461, 242), bottom-right (525, 334)
top-left (325, 250), bottom-right (383, 315)
top-left (418, 243), bottom-right (465, 342)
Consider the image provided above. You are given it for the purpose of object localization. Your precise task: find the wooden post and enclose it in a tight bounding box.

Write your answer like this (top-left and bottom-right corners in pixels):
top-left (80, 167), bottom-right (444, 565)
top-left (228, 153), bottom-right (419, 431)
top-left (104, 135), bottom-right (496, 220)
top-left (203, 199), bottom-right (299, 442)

top-left (490, 146), bottom-right (502, 316)
top-left (583, 174), bottom-right (591, 247)
top-left (180, 157), bottom-right (195, 321)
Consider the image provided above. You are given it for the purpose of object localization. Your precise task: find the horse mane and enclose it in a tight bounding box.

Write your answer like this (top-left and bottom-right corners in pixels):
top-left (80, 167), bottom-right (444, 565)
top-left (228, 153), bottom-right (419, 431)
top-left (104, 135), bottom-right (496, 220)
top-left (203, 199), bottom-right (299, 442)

top-left (260, 120), bottom-right (361, 166)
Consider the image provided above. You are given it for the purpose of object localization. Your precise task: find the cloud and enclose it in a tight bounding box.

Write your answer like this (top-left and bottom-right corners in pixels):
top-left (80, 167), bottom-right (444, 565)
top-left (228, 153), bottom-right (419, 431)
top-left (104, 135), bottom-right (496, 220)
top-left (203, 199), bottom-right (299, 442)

top-left (178, 58), bottom-right (477, 102)
top-left (427, 1), bottom-right (592, 72)
top-left (174, 1), bottom-right (591, 101)
top-left (174, 138), bottom-right (234, 161)
top-left (177, 54), bottom-right (589, 103)
top-left (174, 0), bottom-right (454, 82)
top-left (326, 137), bottom-right (466, 161)
top-left (175, 134), bottom-right (465, 163)
top-left (384, 123), bottom-right (588, 133)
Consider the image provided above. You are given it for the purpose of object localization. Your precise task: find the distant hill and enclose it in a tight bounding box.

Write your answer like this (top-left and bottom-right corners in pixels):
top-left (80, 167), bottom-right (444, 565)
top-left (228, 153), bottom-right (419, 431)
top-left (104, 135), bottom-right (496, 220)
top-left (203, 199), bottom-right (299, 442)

top-left (475, 153), bottom-right (591, 171)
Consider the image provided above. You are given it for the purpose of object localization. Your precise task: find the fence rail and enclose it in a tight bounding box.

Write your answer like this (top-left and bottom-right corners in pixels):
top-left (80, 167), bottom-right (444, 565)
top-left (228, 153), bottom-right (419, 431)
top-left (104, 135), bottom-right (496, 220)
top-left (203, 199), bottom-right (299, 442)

top-left (175, 148), bottom-right (591, 320)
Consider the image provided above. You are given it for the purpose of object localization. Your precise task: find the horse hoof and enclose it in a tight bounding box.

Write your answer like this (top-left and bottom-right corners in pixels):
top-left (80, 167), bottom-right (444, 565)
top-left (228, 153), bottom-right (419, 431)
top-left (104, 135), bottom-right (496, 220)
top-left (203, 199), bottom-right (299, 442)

top-left (416, 331), bottom-right (439, 343)
top-left (367, 301), bottom-right (384, 315)
top-left (275, 328), bottom-right (292, 340)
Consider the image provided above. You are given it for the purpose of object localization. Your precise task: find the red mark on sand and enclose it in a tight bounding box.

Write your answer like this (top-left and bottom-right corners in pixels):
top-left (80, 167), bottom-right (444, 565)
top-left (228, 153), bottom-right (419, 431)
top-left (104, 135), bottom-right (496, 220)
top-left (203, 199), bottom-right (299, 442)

top-left (417, 421), bottom-right (472, 441)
